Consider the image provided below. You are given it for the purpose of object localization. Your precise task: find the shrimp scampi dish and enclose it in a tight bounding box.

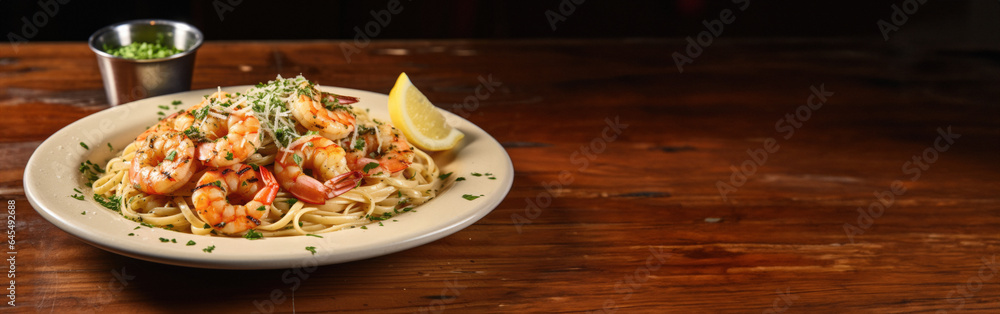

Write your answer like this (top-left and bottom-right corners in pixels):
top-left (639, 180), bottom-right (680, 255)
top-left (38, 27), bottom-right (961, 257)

top-left (90, 75), bottom-right (446, 237)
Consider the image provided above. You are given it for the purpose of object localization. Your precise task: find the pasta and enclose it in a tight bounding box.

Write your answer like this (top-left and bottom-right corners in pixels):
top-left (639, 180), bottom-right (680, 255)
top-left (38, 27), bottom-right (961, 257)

top-left (91, 75), bottom-right (445, 238)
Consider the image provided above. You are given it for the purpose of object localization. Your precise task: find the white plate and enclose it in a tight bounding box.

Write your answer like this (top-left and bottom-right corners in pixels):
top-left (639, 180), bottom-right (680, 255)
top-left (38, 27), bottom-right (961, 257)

top-left (24, 85), bottom-right (513, 269)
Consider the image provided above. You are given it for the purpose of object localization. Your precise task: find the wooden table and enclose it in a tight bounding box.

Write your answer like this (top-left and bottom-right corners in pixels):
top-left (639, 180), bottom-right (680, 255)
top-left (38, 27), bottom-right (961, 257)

top-left (2, 39), bottom-right (999, 312)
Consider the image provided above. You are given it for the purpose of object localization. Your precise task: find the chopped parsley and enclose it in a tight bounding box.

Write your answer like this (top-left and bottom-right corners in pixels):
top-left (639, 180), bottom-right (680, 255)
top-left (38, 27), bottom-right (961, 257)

top-left (362, 162), bottom-right (379, 173)
top-left (243, 229), bottom-right (264, 240)
top-left (79, 142), bottom-right (89, 150)
top-left (285, 198), bottom-right (298, 206)
top-left (107, 143), bottom-right (113, 151)
top-left (128, 233), bottom-right (135, 236)
top-left (165, 150), bottom-right (177, 161)
top-left (360, 225), bottom-right (368, 230)
top-left (159, 237), bottom-right (170, 243)
top-left (172, 100), bottom-right (182, 105)
top-left (256, 205), bottom-right (266, 211)
top-left (71, 188), bottom-right (85, 200)
top-left (225, 152), bottom-right (234, 161)
top-left (353, 138), bottom-right (366, 151)
top-left (462, 194), bottom-right (484, 200)
top-left (293, 154), bottom-right (303, 167)
top-left (471, 172), bottom-right (482, 177)
top-left (305, 246), bottom-right (317, 255)
top-left (378, 222), bottom-right (384, 226)
top-left (171, 238), bottom-right (177, 243)
top-left (438, 172), bottom-right (453, 180)
top-left (94, 194), bottom-right (122, 212)
top-left (203, 245), bottom-right (216, 253)
top-left (306, 234), bottom-right (323, 238)
top-left (80, 211), bottom-right (86, 215)
top-left (186, 240), bottom-right (196, 246)
top-left (456, 177), bottom-right (466, 181)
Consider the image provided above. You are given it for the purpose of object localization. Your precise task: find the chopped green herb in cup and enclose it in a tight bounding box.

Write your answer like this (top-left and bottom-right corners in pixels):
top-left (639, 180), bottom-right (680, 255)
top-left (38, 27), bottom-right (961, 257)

top-left (104, 40), bottom-right (184, 60)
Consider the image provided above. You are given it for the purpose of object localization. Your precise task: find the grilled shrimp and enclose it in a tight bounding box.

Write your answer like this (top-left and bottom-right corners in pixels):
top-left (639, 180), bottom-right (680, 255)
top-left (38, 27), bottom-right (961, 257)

top-left (343, 123), bottom-right (414, 176)
top-left (129, 132), bottom-right (197, 195)
top-left (136, 112), bottom-right (181, 142)
top-left (274, 135), bottom-right (363, 204)
top-left (197, 111), bottom-right (262, 167)
top-left (174, 91), bottom-right (262, 167)
top-left (192, 164), bottom-right (279, 234)
top-left (290, 82), bottom-right (357, 141)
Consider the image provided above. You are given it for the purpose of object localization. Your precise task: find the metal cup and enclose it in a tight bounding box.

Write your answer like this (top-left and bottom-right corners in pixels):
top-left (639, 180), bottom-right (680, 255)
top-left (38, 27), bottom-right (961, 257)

top-left (88, 19), bottom-right (203, 106)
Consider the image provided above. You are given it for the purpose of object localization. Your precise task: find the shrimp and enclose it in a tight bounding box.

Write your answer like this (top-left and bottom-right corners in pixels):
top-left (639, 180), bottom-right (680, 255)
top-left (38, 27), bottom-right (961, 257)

top-left (290, 82), bottom-right (356, 141)
top-left (136, 112), bottom-right (181, 142)
top-left (197, 111), bottom-right (262, 167)
top-left (343, 123), bottom-right (415, 176)
top-left (274, 135), bottom-right (363, 204)
top-left (129, 132), bottom-right (197, 195)
top-left (192, 164), bottom-right (279, 234)
top-left (175, 91), bottom-right (263, 167)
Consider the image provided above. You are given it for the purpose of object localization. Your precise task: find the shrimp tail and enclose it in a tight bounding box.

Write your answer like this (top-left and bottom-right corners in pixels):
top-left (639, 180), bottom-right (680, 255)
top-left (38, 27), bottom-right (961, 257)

top-left (323, 171), bottom-right (364, 199)
top-left (290, 175), bottom-right (330, 205)
top-left (254, 167), bottom-right (280, 205)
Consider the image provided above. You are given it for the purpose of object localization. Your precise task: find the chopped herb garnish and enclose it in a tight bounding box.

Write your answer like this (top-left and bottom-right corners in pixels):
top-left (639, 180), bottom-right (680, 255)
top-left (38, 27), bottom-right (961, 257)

top-left (438, 172), bottom-right (453, 180)
top-left (171, 238), bottom-right (177, 243)
top-left (225, 151), bottom-right (234, 161)
top-left (378, 222), bottom-right (384, 226)
top-left (485, 172), bottom-right (493, 176)
top-left (71, 193), bottom-right (85, 201)
top-left (203, 223), bottom-right (211, 229)
top-left (489, 177), bottom-right (496, 180)
top-left (462, 194), bottom-right (484, 200)
top-left (305, 246), bottom-right (317, 255)
top-left (80, 142), bottom-right (89, 149)
top-left (186, 240), bottom-right (196, 246)
top-left (172, 100), bottom-right (182, 105)
top-left (256, 205), bottom-right (266, 211)
top-left (80, 211), bottom-right (86, 215)
top-left (360, 225), bottom-right (368, 230)
top-left (128, 233), bottom-right (135, 236)
top-left (306, 234), bottom-right (323, 238)
top-left (165, 150), bottom-right (177, 161)
top-left (244, 229), bottom-right (264, 240)
top-left (94, 194), bottom-right (121, 212)
top-left (353, 138), bottom-right (366, 151)
top-left (362, 162), bottom-right (379, 173)
top-left (471, 172), bottom-right (482, 177)
top-left (159, 237), bottom-right (170, 243)
top-left (285, 198), bottom-right (298, 206)
top-left (456, 177), bottom-right (466, 181)
top-left (107, 143), bottom-right (113, 151)
top-left (293, 154), bottom-right (303, 167)
top-left (203, 245), bottom-right (216, 253)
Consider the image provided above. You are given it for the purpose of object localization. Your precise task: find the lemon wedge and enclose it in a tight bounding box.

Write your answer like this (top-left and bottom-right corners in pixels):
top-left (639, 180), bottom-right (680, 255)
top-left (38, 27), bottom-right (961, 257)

top-left (388, 72), bottom-right (464, 151)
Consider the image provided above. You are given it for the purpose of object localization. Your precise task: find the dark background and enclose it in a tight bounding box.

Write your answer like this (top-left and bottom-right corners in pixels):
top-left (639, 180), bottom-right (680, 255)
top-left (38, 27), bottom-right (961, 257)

top-left (2, 0), bottom-right (998, 43)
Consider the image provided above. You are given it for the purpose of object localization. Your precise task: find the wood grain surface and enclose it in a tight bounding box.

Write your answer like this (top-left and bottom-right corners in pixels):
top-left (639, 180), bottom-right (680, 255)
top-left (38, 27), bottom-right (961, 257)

top-left (1, 39), bottom-right (999, 313)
